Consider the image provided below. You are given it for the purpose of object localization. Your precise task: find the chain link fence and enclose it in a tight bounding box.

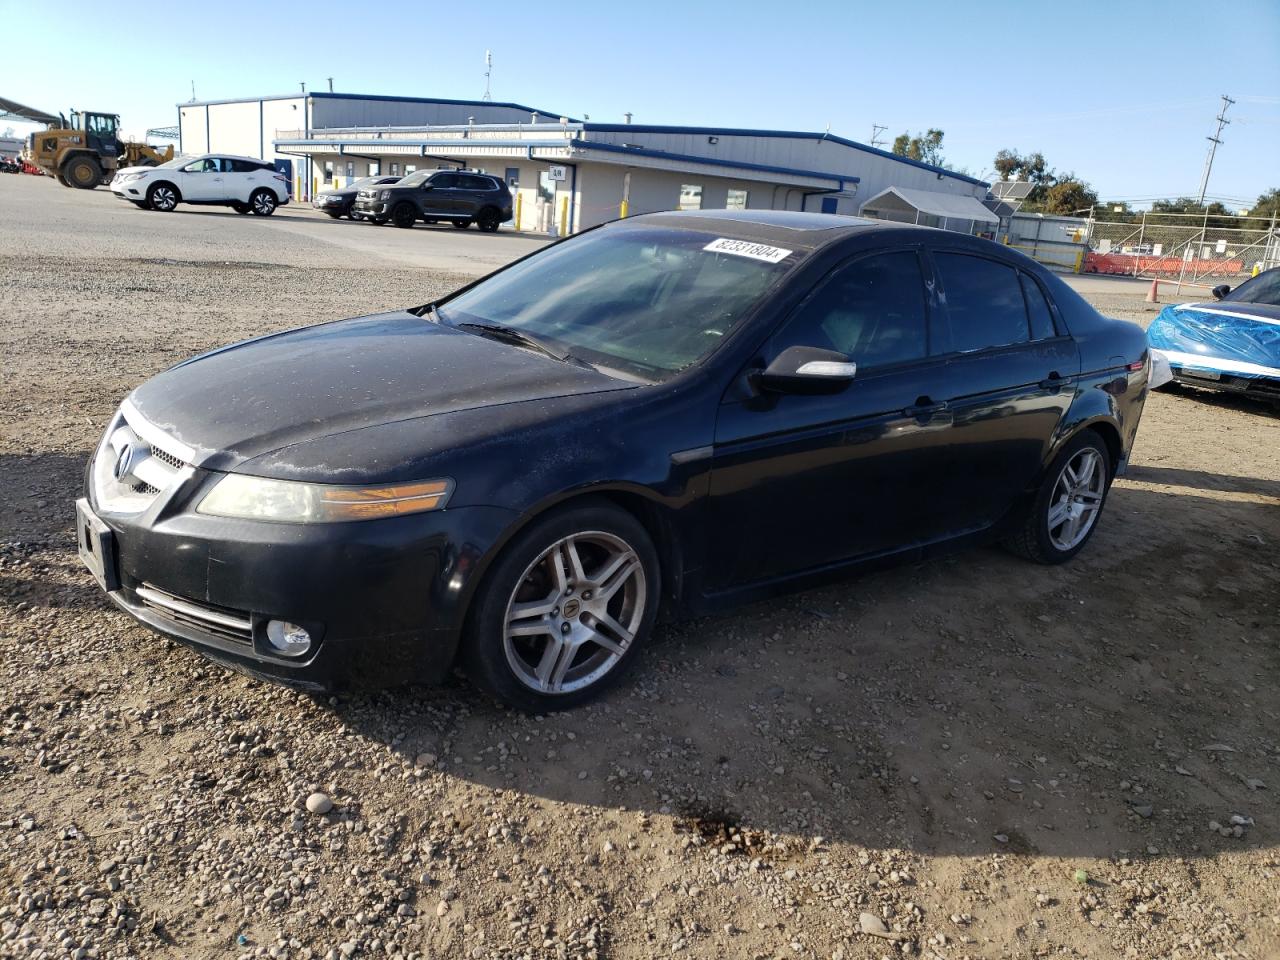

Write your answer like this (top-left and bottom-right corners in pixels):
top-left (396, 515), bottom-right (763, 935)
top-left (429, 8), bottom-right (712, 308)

top-left (1084, 213), bottom-right (1280, 287)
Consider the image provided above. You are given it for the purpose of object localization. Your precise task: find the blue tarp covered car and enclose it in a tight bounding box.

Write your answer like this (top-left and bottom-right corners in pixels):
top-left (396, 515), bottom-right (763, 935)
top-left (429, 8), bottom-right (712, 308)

top-left (1147, 267), bottom-right (1280, 404)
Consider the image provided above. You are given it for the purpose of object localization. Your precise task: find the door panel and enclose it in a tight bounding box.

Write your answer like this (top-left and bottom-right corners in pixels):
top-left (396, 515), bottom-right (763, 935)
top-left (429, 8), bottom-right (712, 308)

top-left (707, 248), bottom-right (956, 588)
top-left (710, 360), bottom-right (953, 586)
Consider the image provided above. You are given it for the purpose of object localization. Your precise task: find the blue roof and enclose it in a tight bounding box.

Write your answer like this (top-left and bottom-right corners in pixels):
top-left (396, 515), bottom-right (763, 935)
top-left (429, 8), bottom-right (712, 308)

top-left (179, 92), bottom-right (567, 121)
top-left (582, 123), bottom-right (987, 187)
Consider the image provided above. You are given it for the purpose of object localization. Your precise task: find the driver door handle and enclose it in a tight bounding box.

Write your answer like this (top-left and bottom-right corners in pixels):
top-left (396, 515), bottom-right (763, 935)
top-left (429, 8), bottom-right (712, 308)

top-left (903, 398), bottom-right (948, 417)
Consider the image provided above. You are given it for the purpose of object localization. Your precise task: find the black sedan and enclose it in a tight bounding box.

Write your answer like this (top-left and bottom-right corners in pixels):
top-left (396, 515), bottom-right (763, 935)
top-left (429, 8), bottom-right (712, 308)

top-left (77, 211), bottom-right (1149, 711)
top-left (312, 175), bottom-right (401, 219)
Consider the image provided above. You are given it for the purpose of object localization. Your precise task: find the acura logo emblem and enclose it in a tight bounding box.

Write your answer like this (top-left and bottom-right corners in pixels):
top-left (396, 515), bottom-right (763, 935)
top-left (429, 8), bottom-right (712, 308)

top-left (113, 444), bottom-right (138, 481)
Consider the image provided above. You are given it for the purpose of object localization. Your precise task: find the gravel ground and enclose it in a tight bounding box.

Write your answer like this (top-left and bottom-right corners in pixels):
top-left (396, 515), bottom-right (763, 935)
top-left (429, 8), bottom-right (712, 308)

top-left (2, 175), bottom-right (1279, 960)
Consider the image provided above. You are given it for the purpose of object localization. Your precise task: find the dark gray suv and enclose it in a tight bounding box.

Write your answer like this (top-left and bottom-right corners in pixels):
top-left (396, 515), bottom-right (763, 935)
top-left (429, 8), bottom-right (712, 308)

top-left (353, 169), bottom-right (513, 231)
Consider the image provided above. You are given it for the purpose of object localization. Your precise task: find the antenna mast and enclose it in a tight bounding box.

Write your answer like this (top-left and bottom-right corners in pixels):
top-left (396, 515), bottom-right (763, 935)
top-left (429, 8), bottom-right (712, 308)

top-left (482, 50), bottom-right (493, 102)
top-left (870, 123), bottom-right (888, 149)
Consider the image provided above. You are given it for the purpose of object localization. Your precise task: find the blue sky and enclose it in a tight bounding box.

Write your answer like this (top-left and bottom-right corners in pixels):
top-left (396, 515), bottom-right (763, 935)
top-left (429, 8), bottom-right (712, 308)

top-left (4, 0), bottom-right (1278, 209)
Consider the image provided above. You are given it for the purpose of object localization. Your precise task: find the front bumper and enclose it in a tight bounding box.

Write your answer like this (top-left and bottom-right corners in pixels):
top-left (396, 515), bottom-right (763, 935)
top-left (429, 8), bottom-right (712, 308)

top-left (111, 181), bottom-right (145, 200)
top-left (81, 470), bottom-right (516, 690)
top-left (354, 200), bottom-right (388, 218)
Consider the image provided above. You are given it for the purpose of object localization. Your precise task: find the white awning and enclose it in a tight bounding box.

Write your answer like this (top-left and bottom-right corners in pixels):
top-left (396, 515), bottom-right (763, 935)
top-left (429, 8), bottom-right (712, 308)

top-left (859, 186), bottom-right (999, 225)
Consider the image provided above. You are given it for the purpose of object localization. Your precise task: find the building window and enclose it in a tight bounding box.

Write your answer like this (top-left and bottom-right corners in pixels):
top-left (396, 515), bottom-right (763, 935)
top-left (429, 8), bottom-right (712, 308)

top-left (345, 161), bottom-right (354, 179)
top-left (537, 170), bottom-right (555, 204)
top-left (390, 162), bottom-right (400, 176)
top-left (726, 188), bottom-right (748, 210)
top-left (679, 184), bottom-right (703, 211)
top-left (368, 161), bottom-right (380, 176)
top-left (323, 161), bottom-right (334, 183)
top-left (405, 164), bottom-right (417, 174)
top-left (505, 166), bottom-right (520, 188)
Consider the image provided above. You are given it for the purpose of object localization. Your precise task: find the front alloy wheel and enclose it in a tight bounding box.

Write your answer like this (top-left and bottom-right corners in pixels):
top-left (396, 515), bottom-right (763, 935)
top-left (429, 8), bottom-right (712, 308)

top-left (147, 183), bottom-right (177, 211)
top-left (463, 501), bottom-right (660, 711)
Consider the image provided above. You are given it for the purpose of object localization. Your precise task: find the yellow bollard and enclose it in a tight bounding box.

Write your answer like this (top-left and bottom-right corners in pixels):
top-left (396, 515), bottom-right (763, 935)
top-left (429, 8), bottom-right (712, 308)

top-left (1073, 250), bottom-right (1084, 274)
top-left (514, 193), bottom-right (522, 232)
top-left (313, 177), bottom-right (318, 198)
top-left (559, 196), bottom-right (568, 237)
top-left (1253, 262), bottom-right (1262, 277)
top-left (619, 200), bottom-right (629, 219)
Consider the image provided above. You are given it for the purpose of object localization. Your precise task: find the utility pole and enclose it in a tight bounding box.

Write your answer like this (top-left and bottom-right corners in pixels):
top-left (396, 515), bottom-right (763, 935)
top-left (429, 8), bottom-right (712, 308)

top-left (299, 82), bottom-right (306, 95)
top-left (870, 123), bottom-right (888, 149)
top-left (326, 77), bottom-right (334, 93)
top-left (1196, 94), bottom-right (1234, 206)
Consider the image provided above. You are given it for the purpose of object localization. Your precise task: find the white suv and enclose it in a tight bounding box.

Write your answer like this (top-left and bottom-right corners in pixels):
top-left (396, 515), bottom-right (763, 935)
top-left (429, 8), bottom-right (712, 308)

top-left (111, 154), bottom-right (291, 215)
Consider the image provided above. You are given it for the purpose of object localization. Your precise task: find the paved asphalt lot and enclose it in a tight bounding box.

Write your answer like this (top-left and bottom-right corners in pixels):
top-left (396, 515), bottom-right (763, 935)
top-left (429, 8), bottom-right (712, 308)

top-left (1, 174), bottom-right (1278, 960)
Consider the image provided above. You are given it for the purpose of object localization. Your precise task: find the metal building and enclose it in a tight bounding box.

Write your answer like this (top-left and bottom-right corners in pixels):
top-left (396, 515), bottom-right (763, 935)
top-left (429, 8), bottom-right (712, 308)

top-left (177, 92), bottom-right (989, 234)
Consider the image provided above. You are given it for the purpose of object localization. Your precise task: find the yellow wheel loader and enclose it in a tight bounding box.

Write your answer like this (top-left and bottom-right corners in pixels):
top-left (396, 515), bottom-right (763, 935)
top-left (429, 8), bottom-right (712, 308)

top-left (22, 110), bottom-right (173, 189)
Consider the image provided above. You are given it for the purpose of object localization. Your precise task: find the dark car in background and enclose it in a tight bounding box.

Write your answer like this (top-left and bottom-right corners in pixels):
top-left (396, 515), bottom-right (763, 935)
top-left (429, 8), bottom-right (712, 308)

top-left (76, 211), bottom-right (1148, 711)
top-left (354, 169), bottom-right (513, 231)
top-left (312, 175), bottom-right (401, 220)
top-left (1148, 266), bottom-right (1280, 404)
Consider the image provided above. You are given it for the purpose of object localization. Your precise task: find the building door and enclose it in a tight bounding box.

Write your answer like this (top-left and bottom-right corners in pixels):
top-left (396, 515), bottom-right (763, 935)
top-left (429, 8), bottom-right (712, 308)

top-left (273, 159), bottom-right (293, 196)
top-left (821, 197), bottom-right (839, 214)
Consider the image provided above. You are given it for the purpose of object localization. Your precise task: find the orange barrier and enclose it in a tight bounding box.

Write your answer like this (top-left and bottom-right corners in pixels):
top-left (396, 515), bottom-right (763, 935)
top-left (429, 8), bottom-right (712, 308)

top-left (1084, 252), bottom-right (1244, 277)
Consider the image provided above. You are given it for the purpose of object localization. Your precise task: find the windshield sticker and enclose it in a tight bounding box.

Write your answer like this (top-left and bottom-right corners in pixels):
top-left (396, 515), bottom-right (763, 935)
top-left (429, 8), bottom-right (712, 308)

top-left (703, 238), bottom-right (793, 263)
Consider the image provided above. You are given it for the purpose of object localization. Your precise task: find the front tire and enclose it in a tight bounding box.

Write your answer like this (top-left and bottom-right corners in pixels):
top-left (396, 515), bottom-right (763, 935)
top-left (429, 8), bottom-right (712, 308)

top-left (1005, 429), bottom-right (1111, 564)
top-left (462, 501), bottom-right (661, 712)
top-left (146, 182), bottom-right (178, 211)
top-left (250, 189), bottom-right (277, 216)
top-left (392, 203), bottom-right (417, 228)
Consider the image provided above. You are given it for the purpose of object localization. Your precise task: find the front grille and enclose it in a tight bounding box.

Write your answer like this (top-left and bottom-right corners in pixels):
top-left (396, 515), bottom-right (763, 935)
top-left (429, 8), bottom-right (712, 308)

top-left (131, 482), bottom-right (160, 495)
top-left (150, 447), bottom-right (187, 470)
top-left (136, 584), bottom-right (253, 645)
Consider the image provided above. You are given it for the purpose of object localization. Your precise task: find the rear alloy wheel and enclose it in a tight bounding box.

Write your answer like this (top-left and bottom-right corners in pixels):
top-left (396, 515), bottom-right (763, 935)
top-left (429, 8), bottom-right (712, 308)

top-left (146, 182), bottom-right (178, 212)
top-left (65, 155), bottom-right (103, 189)
top-left (452, 220), bottom-right (471, 229)
top-left (250, 189), bottom-right (277, 216)
top-left (463, 501), bottom-right (660, 712)
top-left (1006, 430), bottom-right (1111, 564)
top-left (392, 203), bottom-right (417, 228)
top-left (476, 209), bottom-right (501, 233)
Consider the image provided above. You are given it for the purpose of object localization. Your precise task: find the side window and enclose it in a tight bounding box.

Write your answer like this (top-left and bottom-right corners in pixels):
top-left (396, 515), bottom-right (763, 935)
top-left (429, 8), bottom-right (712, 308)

top-left (935, 253), bottom-right (1029, 352)
top-left (431, 173), bottom-right (458, 189)
top-left (1021, 273), bottom-right (1057, 340)
top-left (773, 251), bottom-right (929, 369)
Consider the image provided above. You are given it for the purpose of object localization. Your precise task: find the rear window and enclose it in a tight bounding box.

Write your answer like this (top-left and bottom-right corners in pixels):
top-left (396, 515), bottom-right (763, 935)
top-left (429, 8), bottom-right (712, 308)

top-left (935, 253), bottom-right (1030, 352)
top-left (1021, 273), bottom-right (1058, 339)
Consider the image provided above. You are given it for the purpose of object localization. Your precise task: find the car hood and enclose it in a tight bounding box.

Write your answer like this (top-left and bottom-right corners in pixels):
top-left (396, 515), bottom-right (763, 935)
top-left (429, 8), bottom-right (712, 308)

top-left (317, 189), bottom-right (354, 199)
top-left (114, 165), bottom-right (156, 177)
top-left (1147, 302), bottom-right (1280, 373)
top-left (127, 311), bottom-right (631, 472)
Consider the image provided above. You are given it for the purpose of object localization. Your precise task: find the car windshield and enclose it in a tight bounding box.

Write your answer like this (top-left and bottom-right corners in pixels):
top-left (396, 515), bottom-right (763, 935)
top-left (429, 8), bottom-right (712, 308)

top-left (1222, 269), bottom-right (1280, 306)
top-left (437, 225), bottom-right (798, 380)
top-left (398, 171), bottom-right (432, 188)
top-left (345, 177), bottom-right (377, 190)
top-left (157, 155), bottom-right (194, 170)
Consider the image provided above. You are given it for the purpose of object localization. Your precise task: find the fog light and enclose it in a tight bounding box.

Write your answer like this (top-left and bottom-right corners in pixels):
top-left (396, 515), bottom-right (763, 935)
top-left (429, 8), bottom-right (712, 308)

top-left (266, 620), bottom-right (311, 657)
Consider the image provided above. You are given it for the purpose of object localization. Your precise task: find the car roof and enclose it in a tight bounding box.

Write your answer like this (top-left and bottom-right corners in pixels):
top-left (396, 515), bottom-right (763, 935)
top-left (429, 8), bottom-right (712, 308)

top-left (193, 153), bottom-right (270, 163)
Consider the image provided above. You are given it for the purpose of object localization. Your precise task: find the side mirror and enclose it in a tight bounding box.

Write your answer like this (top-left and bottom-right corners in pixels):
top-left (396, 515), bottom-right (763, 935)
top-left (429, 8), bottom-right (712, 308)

top-left (756, 346), bottom-right (856, 395)
top-left (1211, 284), bottom-right (1231, 300)
top-left (420, 183), bottom-right (434, 190)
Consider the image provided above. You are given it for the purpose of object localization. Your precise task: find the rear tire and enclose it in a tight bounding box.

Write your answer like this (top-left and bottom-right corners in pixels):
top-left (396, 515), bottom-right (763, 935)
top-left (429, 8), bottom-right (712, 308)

top-left (65, 155), bottom-right (102, 189)
top-left (462, 500), bottom-right (661, 713)
top-left (1005, 429), bottom-right (1111, 565)
top-left (476, 208), bottom-right (501, 232)
top-left (146, 182), bottom-right (179, 211)
top-left (392, 203), bottom-right (417, 228)
top-left (250, 189), bottom-right (277, 216)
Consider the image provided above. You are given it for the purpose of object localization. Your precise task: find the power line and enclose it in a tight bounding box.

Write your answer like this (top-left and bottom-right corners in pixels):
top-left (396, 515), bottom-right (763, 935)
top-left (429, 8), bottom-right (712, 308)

top-left (1196, 94), bottom-right (1235, 205)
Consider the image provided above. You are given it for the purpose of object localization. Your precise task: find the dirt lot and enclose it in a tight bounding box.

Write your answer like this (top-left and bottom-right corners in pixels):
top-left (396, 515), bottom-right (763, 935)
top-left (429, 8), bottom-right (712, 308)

top-left (2, 176), bottom-right (1278, 960)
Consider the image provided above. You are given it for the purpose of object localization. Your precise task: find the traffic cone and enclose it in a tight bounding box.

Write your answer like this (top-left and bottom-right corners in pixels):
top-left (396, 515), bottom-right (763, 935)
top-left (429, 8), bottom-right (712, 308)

top-left (1145, 279), bottom-right (1159, 303)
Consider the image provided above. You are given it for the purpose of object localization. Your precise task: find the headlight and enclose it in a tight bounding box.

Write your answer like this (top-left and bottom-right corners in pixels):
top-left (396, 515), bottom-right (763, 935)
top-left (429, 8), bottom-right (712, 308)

top-left (197, 475), bottom-right (452, 523)
top-left (122, 173), bottom-right (146, 182)
top-left (380, 190), bottom-right (391, 200)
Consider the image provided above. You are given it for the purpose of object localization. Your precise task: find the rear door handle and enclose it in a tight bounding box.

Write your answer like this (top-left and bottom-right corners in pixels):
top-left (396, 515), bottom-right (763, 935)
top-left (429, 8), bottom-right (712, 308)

top-left (903, 399), bottom-right (949, 417)
top-left (1039, 372), bottom-right (1069, 391)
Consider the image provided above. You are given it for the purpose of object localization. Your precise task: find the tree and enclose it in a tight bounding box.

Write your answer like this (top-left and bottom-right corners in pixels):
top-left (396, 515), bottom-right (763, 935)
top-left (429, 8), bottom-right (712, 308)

top-left (1150, 197), bottom-right (1237, 230)
top-left (1252, 187), bottom-right (1280, 219)
top-left (892, 129), bottom-right (946, 167)
top-left (1040, 179), bottom-right (1098, 216)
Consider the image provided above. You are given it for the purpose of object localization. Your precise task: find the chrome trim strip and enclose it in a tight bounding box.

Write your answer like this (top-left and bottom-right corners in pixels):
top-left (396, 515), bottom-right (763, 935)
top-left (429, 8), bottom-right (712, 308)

top-left (136, 585), bottom-right (252, 634)
top-left (120, 398), bottom-right (197, 463)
